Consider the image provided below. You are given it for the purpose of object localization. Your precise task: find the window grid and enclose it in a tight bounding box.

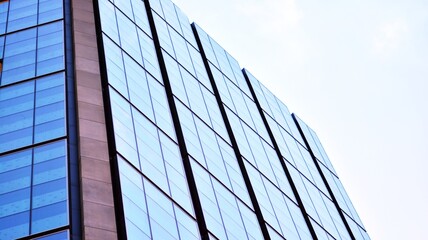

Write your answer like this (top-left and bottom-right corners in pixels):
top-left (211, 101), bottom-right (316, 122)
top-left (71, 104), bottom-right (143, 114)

top-left (295, 116), bottom-right (367, 233)
top-left (0, 2), bottom-right (69, 238)
top-left (93, 0), bottom-right (369, 239)
top-left (194, 22), bottom-right (317, 240)
top-left (118, 156), bottom-right (200, 240)
top-left (0, 140), bottom-right (69, 240)
top-left (99, 1), bottom-right (205, 239)
top-left (150, 4), bottom-right (267, 239)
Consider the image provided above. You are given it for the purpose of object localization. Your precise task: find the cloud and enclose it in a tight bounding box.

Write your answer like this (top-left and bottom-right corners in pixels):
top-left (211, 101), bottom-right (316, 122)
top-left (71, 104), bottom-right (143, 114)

top-left (373, 19), bottom-right (408, 55)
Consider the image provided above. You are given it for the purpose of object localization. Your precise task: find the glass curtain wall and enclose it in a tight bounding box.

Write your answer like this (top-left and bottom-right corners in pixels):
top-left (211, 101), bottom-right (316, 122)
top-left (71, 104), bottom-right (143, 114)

top-left (194, 25), bottom-right (313, 240)
top-left (97, 0), bottom-right (199, 239)
top-left (293, 115), bottom-right (370, 240)
top-left (150, 0), bottom-right (264, 239)
top-left (95, 0), bottom-right (370, 239)
top-left (0, 0), bottom-right (70, 239)
top-left (245, 70), bottom-right (353, 240)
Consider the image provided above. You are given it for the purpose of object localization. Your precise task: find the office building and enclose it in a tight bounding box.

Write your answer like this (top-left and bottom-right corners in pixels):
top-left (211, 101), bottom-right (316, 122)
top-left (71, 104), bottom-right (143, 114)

top-left (0, 0), bottom-right (370, 239)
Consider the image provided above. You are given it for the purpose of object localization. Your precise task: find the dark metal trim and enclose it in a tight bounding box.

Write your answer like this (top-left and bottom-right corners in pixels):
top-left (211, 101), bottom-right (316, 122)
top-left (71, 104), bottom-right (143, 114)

top-left (64, 0), bottom-right (81, 238)
top-left (16, 226), bottom-right (69, 240)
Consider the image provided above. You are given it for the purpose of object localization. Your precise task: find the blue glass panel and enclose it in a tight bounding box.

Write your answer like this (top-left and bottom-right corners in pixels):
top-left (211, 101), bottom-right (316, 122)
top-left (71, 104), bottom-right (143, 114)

top-left (130, 0), bottom-right (151, 37)
top-left (0, 80), bottom-right (34, 126)
top-left (35, 73), bottom-right (64, 106)
top-left (31, 200), bottom-right (68, 234)
top-left (164, 50), bottom-right (189, 106)
top-left (32, 178), bottom-right (66, 206)
top-left (34, 73), bottom-right (65, 143)
top-left (2, 27), bottom-right (36, 84)
top-left (0, 79), bottom-right (34, 153)
top-left (126, 219), bottom-right (152, 240)
top-left (7, 0), bottom-right (38, 32)
top-left (175, 207), bottom-right (199, 240)
top-left (153, 10), bottom-right (174, 56)
top-left (159, 0), bottom-right (181, 34)
top-left (118, 156), bottom-right (152, 239)
top-left (0, 36), bottom-right (4, 59)
top-left (190, 160), bottom-right (227, 240)
top-left (148, 76), bottom-right (175, 139)
top-left (109, 88), bottom-right (139, 166)
top-left (150, 0), bottom-right (163, 17)
top-left (35, 230), bottom-right (69, 240)
top-left (0, 166), bottom-right (31, 195)
top-left (145, 179), bottom-right (180, 240)
top-left (0, 148), bottom-right (32, 174)
top-left (0, 187), bottom-right (31, 217)
top-left (174, 6), bottom-right (197, 48)
top-left (0, 140), bottom-right (68, 237)
top-left (123, 54), bottom-right (155, 121)
top-left (38, 0), bottom-right (63, 24)
top-left (133, 108), bottom-right (169, 193)
top-left (116, 10), bottom-right (143, 65)
top-left (311, 219), bottom-right (332, 240)
top-left (0, 211), bottom-right (30, 240)
top-left (33, 156), bottom-right (65, 185)
top-left (31, 144), bottom-right (68, 234)
top-left (33, 140), bottom-right (66, 185)
top-left (5, 27), bottom-right (37, 56)
top-left (159, 132), bottom-right (193, 215)
top-left (37, 21), bottom-right (64, 76)
top-left (2, 21), bottom-right (63, 85)
top-left (0, 2), bottom-right (7, 35)
top-left (138, 29), bottom-right (162, 81)
top-left (0, 127), bottom-right (33, 153)
top-left (34, 141), bottom-right (66, 164)
top-left (99, 0), bottom-right (119, 44)
top-left (103, 35), bottom-right (128, 97)
top-left (114, 0), bottom-right (133, 19)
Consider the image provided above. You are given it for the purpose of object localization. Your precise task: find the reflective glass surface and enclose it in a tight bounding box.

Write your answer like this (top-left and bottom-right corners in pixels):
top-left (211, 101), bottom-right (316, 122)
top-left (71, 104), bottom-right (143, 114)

top-left (195, 24), bottom-right (315, 240)
top-left (294, 115), bottom-right (369, 238)
top-left (99, 0), bottom-right (199, 238)
top-left (151, 2), bottom-right (268, 239)
top-left (0, 140), bottom-right (68, 239)
top-left (245, 69), bottom-right (355, 239)
top-left (0, 0), bottom-right (69, 238)
top-left (95, 0), bottom-right (369, 239)
top-left (0, 72), bottom-right (66, 153)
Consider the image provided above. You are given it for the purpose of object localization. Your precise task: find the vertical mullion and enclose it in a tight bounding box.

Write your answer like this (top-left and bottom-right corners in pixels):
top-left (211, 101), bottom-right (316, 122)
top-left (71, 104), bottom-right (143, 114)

top-left (29, 17), bottom-right (39, 234)
top-left (142, 1), bottom-right (209, 239)
top-left (191, 23), bottom-right (271, 240)
top-left (64, 0), bottom-right (81, 238)
top-left (242, 70), bottom-right (319, 239)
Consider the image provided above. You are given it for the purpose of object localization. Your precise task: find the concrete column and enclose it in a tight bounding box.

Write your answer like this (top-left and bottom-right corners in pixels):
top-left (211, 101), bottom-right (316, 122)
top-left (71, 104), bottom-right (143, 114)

top-left (71, 0), bottom-right (118, 239)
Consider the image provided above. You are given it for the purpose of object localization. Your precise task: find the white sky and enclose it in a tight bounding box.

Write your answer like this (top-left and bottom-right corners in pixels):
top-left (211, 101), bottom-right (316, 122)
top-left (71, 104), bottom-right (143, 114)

top-left (171, 0), bottom-right (428, 239)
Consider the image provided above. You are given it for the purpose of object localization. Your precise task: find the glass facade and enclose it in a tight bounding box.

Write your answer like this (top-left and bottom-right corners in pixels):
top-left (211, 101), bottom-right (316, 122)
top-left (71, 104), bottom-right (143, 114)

top-left (293, 115), bottom-right (370, 240)
top-left (0, 0), bottom-right (369, 239)
top-left (0, 0), bottom-right (71, 239)
top-left (97, 0), bottom-right (199, 239)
